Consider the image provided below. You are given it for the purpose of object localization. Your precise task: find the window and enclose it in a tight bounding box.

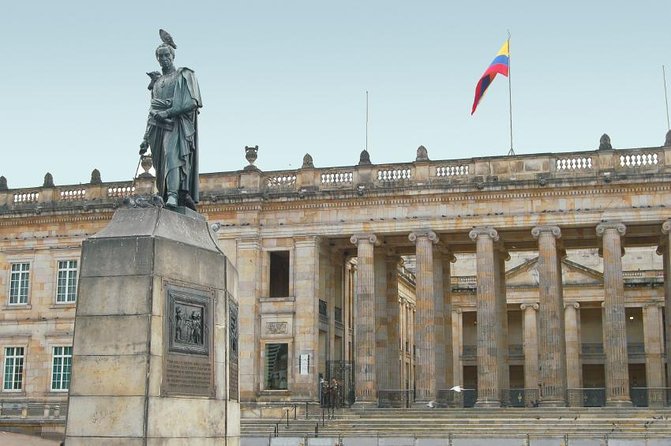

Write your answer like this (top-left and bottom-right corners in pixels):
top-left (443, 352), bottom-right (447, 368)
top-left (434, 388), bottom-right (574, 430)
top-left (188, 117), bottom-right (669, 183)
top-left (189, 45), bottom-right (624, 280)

top-left (51, 346), bottom-right (72, 391)
top-left (269, 251), bottom-right (290, 297)
top-left (9, 263), bottom-right (30, 305)
top-left (265, 343), bottom-right (288, 390)
top-left (3, 347), bottom-right (25, 391)
top-left (56, 260), bottom-right (78, 303)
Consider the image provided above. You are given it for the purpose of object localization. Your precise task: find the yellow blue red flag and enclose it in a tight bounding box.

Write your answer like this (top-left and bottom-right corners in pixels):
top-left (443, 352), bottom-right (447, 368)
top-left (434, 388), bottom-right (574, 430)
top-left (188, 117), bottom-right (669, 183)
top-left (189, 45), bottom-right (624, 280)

top-left (471, 40), bottom-right (510, 115)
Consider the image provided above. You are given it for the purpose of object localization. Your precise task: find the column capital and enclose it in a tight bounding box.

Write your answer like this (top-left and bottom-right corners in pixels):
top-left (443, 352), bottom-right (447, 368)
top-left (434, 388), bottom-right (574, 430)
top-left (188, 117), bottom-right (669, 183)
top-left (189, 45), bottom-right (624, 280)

top-left (350, 233), bottom-right (378, 246)
top-left (531, 225), bottom-right (562, 240)
top-left (596, 222), bottom-right (626, 237)
top-left (662, 220), bottom-right (671, 235)
top-left (643, 302), bottom-right (664, 309)
top-left (468, 226), bottom-right (499, 242)
top-left (409, 230), bottom-right (439, 244)
top-left (496, 244), bottom-right (511, 261)
top-left (564, 302), bottom-right (580, 310)
top-left (520, 303), bottom-right (539, 311)
top-left (437, 245), bottom-right (457, 263)
top-left (656, 243), bottom-right (666, 256)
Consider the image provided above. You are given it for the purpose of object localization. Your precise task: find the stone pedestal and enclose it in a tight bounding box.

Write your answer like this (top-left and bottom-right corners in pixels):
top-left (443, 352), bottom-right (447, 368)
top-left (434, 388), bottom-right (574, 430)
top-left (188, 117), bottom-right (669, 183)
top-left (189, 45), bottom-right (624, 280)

top-left (64, 206), bottom-right (240, 445)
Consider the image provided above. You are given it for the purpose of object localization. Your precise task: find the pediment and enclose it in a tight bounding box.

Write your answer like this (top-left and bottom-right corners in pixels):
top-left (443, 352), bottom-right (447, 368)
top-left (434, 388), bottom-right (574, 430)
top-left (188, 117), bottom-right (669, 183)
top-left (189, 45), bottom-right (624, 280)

top-left (505, 257), bottom-right (603, 288)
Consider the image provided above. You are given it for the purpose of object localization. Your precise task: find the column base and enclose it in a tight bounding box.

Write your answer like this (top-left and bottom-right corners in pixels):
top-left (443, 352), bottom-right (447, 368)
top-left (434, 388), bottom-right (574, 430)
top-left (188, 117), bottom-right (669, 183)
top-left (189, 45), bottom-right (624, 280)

top-left (606, 398), bottom-right (633, 407)
top-left (539, 399), bottom-right (567, 408)
top-left (352, 400), bottom-right (377, 410)
top-left (474, 399), bottom-right (501, 408)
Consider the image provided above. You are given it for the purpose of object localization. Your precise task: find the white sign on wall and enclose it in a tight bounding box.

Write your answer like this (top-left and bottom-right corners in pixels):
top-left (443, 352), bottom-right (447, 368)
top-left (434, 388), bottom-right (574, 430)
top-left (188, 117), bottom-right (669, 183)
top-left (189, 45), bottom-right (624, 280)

top-left (299, 354), bottom-right (310, 375)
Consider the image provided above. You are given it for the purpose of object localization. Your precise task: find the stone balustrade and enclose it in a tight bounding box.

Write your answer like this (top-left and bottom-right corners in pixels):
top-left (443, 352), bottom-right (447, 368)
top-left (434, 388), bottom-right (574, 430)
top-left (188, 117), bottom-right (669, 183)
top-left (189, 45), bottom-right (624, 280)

top-left (1, 146), bottom-right (669, 209)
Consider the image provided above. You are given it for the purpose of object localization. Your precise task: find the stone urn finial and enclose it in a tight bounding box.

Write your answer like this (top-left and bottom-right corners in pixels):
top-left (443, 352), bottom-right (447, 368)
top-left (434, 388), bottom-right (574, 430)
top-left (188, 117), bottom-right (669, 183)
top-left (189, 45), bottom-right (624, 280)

top-left (43, 172), bottom-right (54, 188)
top-left (244, 145), bottom-right (259, 171)
top-left (90, 169), bottom-right (102, 184)
top-left (359, 149), bottom-right (371, 165)
top-left (0, 176), bottom-right (7, 191)
top-left (302, 153), bottom-right (314, 169)
top-left (416, 145), bottom-right (429, 162)
top-left (599, 133), bottom-right (612, 150)
top-left (665, 130), bottom-right (671, 147)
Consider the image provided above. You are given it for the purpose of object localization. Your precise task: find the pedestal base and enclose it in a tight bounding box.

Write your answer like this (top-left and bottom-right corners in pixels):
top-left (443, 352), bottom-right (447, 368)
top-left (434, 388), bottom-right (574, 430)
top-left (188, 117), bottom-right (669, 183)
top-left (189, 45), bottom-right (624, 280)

top-left (64, 207), bottom-right (240, 445)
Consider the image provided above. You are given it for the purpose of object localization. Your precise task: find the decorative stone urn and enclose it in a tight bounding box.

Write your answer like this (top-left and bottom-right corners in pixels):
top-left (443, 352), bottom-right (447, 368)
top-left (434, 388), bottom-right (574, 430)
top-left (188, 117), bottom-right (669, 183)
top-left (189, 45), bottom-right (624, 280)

top-left (245, 145), bottom-right (259, 171)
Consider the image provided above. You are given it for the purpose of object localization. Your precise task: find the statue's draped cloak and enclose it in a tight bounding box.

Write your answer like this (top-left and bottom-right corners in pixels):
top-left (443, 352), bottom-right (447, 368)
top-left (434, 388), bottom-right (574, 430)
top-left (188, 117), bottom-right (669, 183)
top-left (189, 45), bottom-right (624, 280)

top-left (147, 67), bottom-right (202, 203)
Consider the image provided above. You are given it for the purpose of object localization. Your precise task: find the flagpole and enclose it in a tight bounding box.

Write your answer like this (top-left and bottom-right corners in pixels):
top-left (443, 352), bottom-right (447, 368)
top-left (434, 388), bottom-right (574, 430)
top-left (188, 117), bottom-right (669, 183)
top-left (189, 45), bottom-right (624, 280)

top-left (365, 90), bottom-right (369, 150)
top-left (507, 31), bottom-right (514, 156)
top-left (663, 65), bottom-right (670, 131)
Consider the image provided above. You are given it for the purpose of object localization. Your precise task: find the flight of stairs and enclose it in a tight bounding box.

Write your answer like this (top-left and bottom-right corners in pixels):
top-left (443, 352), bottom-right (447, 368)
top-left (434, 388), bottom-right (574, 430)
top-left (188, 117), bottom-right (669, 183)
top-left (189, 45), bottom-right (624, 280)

top-left (241, 407), bottom-right (671, 443)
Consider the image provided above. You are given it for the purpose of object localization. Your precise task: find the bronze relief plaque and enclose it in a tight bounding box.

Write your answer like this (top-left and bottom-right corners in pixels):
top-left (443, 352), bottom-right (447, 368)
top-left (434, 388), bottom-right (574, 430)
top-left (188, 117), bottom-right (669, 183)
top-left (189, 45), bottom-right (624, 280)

top-left (162, 283), bottom-right (214, 397)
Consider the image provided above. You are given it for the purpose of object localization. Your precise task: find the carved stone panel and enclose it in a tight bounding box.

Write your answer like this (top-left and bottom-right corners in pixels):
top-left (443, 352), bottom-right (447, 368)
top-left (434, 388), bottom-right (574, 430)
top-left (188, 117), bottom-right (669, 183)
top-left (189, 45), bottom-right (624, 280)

top-left (261, 315), bottom-right (293, 338)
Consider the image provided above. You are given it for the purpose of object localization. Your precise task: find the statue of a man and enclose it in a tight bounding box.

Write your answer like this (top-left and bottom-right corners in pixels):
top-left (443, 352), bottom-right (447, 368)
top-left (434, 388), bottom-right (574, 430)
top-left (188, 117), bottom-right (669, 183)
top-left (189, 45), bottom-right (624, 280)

top-left (140, 30), bottom-right (202, 210)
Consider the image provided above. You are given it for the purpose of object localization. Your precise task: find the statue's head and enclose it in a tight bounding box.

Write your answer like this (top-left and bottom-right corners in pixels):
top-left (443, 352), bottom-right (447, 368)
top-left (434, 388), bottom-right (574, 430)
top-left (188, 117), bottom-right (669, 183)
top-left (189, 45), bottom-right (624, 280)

top-left (155, 44), bottom-right (175, 70)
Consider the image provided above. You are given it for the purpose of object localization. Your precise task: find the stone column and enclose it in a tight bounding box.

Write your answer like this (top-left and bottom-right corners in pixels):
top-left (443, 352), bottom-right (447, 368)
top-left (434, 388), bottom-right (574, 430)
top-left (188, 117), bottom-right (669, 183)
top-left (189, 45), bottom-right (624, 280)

top-left (374, 247), bottom-right (388, 391)
top-left (386, 253), bottom-right (401, 389)
top-left (596, 222), bottom-right (632, 406)
top-left (520, 304), bottom-right (539, 407)
top-left (237, 238), bottom-right (261, 401)
top-left (452, 309), bottom-right (464, 393)
top-left (564, 302), bottom-right (582, 405)
top-left (469, 227), bottom-right (501, 407)
top-left (441, 250), bottom-right (456, 391)
top-left (531, 225), bottom-right (567, 406)
top-left (409, 230), bottom-right (439, 403)
top-left (350, 233), bottom-right (378, 404)
top-left (433, 247), bottom-right (446, 394)
top-left (495, 246), bottom-right (510, 405)
top-left (643, 303), bottom-right (665, 407)
top-left (293, 236), bottom-right (321, 398)
top-left (660, 220), bottom-right (671, 389)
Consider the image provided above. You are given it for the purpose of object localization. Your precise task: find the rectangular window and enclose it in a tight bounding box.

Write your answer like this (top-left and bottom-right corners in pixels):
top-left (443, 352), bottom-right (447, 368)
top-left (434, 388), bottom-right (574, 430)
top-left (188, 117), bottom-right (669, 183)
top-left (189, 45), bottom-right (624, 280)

top-left (9, 263), bottom-right (30, 305)
top-left (265, 343), bottom-right (288, 390)
top-left (3, 347), bottom-right (25, 391)
top-left (56, 260), bottom-right (78, 303)
top-left (269, 251), bottom-right (290, 297)
top-left (51, 346), bottom-right (72, 391)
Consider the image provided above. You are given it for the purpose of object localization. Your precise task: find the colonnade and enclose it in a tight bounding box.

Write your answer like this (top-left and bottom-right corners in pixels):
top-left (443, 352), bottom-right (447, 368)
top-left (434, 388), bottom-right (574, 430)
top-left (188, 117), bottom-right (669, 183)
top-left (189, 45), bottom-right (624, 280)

top-left (350, 221), bottom-right (671, 408)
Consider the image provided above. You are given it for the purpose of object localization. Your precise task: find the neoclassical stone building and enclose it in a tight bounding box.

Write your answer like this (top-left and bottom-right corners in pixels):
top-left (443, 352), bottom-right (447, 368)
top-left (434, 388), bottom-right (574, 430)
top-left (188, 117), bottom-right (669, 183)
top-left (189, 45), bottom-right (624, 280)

top-left (1, 139), bottom-right (671, 433)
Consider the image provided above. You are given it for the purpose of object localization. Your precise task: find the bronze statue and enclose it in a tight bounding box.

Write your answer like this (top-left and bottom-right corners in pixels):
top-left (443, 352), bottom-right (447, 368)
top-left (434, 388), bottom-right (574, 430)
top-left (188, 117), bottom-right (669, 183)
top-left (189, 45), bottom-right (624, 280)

top-left (140, 29), bottom-right (202, 210)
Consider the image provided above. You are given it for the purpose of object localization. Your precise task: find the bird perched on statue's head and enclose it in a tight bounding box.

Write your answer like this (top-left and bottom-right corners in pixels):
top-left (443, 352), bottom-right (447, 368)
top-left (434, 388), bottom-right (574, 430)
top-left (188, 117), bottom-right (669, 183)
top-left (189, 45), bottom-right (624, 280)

top-left (159, 29), bottom-right (177, 49)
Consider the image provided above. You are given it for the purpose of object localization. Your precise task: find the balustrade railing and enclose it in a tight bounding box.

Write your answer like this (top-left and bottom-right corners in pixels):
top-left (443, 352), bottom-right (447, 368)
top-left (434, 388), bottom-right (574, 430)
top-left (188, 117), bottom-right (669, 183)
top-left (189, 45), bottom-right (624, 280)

top-left (567, 388), bottom-right (605, 407)
top-left (1, 146), bottom-right (669, 208)
top-left (620, 152), bottom-right (659, 168)
top-left (0, 399), bottom-right (67, 419)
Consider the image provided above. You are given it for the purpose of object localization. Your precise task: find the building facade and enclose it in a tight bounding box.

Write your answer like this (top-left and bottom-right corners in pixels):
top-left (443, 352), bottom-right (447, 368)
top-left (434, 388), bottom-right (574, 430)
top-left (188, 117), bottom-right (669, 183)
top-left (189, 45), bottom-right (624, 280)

top-left (1, 140), bottom-right (671, 433)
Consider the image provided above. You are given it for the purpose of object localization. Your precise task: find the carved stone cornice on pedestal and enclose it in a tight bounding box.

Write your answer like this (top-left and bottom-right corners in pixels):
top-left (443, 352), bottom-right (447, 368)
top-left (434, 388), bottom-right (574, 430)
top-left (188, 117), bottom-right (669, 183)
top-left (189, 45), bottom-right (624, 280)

top-left (468, 226), bottom-right (499, 242)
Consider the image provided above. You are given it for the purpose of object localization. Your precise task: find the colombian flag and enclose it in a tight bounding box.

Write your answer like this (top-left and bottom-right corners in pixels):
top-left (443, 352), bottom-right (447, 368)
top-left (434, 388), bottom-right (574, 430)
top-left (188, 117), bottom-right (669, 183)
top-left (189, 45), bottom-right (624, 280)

top-left (471, 40), bottom-right (510, 115)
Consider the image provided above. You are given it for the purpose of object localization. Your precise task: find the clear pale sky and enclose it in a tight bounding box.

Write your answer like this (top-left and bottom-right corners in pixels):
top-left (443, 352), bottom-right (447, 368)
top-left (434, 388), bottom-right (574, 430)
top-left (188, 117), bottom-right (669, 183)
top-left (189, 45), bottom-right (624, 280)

top-left (1, 0), bottom-right (670, 189)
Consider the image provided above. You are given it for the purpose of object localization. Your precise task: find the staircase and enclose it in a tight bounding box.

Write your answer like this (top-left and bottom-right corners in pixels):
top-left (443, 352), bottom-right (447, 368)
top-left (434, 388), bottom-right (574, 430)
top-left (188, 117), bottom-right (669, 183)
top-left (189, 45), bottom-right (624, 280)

top-left (241, 407), bottom-right (671, 444)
